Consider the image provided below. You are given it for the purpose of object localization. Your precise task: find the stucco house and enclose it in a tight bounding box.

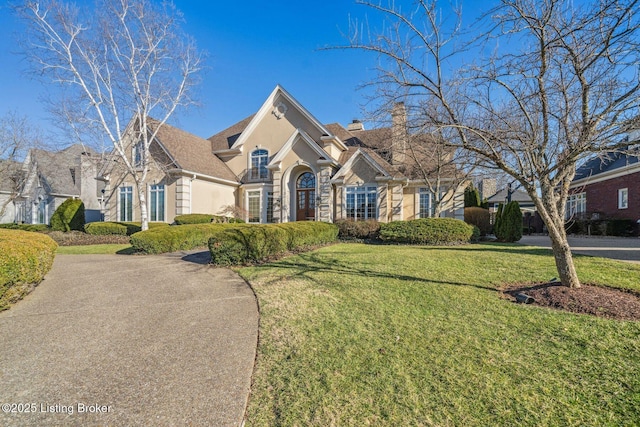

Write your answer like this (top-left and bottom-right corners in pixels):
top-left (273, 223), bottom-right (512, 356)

top-left (101, 85), bottom-right (464, 224)
top-left (0, 145), bottom-right (104, 224)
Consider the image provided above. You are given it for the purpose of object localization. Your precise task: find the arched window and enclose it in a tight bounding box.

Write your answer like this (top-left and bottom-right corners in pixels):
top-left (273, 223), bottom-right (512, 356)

top-left (250, 149), bottom-right (269, 180)
top-left (297, 172), bottom-right (315, 189)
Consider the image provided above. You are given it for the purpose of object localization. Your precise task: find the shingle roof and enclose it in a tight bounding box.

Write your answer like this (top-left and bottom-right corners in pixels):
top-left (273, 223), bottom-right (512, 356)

top-left (487, 188), bottom-right (533, 204)
top-left (32, 144), bottom-right (96, 195)
top-left (207, 115), bottom-right (255, 151)
top-left (150, 119), bottom-right (238, 183)
top-left (328, 122), bottom-right (457, 180)
top-left (574, 152), bottom-right (639, 181)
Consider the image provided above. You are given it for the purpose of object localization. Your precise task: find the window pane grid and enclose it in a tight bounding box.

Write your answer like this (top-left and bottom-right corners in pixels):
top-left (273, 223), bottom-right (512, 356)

top-left (119, 186), bottom-right (133, 222)
top-left (345, 186), bottom-right (377, 221)
top-left (150, 184), bottom-right (165, 222)
top-left (248, 190), bottom-right (260, 223)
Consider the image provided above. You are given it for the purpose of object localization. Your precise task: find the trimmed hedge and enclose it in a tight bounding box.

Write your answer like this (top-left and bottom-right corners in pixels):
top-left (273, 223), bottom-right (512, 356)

top-left (174, 213), bottom-right (244, 225)
top-left (0, 223), bottom-right (49, 232)
top-left (85, 221), bottom-right (168, 236)
top-left (208, 222), bottom-right (339, 265)
top-left (50, 198), bottom-right (85, 232)
top-left (379, 218), bottom-right (475, 245)
top-left (131, 223), bottom-right (228, 254)
top-left (0, 229), bottom-right (57, 311)
top-left (335, 219), bottom-right (381, 240)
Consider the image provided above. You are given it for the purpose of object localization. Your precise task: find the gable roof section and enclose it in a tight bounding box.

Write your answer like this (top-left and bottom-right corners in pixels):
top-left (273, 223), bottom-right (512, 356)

top-left (208, 114), bottom-right (255, 151)
top-left (267, 129), bottom-right (336, 169)
top-left (149, 120), bottom-right (238, 183)
top-left (226, 85), bottom-right (341, 151)
top-left (333, 147), bottom-right (405, 181)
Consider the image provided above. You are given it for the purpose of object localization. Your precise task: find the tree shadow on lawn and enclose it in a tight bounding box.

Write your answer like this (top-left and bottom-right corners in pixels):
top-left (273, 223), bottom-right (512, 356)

top-left (265, 251), bottom-right (497, 293)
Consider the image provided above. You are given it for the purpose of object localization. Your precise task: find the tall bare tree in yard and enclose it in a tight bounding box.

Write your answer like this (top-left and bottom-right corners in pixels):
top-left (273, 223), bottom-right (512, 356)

top-left (0, 112), bottom-right (42, 219)
top-left (345, 0), bottom-right (640, 288)
top-left (16, 0), bottom-right (203, 230)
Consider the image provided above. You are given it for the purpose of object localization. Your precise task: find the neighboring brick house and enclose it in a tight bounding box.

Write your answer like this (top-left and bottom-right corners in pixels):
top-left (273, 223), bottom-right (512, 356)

top-left (568, 150), bottom-right (640, 222)
top-left (101, 85), bottom-right (465, 224)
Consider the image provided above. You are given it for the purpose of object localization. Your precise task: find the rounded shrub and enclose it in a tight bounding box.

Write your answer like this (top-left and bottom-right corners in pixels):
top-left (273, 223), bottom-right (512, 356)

top-left (464, 207), bottom-right (491, 236)
top-left (84, 222), bottom-right (128, 236)
top-left (50, 198), bottom-right (85, 232)
top-left (379, 218), bottom-right (475, 245)
top-left (334, 219), bottom-right (381, 240)
top-left (0, 229), bottom-right (57, 310)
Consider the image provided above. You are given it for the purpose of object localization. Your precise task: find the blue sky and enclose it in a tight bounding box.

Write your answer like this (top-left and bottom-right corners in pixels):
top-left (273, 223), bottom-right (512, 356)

top-left (0, 1), bottom-right (383, 142)
top-left (0, 1), bottom-right (492, 144)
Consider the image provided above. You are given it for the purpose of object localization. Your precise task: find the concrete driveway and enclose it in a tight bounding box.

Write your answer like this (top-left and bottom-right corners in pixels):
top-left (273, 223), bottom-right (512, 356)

top-left (0, 253), bottom-right (258, 426)
top-left (520, 235), bottom-right (640, 263)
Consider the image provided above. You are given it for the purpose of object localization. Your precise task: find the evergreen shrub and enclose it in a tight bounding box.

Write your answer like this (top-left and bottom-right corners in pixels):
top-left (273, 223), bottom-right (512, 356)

top-left (50, 198), bottom-right (85, 232)
top-left (379, 218), bottom-right (475, 245)
top-left (208, 221), bottom-right (339, 265)
top-left (0, 223), bottom-right (49, 232)
top-left (0, 229), bottom-right (57, 310)
top-left (496, 201), bottom-right (522, 242)
top-left (174, 213), bottom-right (244, 225)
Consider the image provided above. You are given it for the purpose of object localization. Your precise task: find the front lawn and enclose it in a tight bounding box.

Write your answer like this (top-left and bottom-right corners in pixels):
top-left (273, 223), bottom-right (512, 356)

top-left (239, 243), bottom-right (640, 426)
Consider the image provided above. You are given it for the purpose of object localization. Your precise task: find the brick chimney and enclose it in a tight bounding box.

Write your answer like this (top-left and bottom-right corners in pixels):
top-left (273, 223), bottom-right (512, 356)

top-left (391, 102), bottom-right (407, 166)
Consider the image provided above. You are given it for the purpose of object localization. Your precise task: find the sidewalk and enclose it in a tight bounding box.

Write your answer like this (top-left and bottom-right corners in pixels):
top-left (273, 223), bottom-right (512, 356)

top-left (519, 235), bottom-right (640, 264)
top-left (0, 253), bottom-right (258, 426)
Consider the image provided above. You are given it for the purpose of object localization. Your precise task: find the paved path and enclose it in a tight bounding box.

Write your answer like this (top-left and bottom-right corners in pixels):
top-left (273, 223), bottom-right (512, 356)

top-left (0, 253), bottom-right (258, 426)
top-left (520, 235), bottom-right (640, 263)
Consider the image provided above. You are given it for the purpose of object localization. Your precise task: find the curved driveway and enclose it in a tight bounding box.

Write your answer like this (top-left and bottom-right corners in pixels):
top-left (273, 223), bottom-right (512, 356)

top-left (0, 253), bottom-right (258, 426)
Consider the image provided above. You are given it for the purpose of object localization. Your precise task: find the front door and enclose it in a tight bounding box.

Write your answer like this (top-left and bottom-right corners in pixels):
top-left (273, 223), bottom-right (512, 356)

top-left (296, 172), bottom-right (316, 221)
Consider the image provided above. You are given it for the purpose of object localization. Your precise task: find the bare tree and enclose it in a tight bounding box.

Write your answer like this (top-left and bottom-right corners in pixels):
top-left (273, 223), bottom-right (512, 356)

top-left (344, 0), bottom-right (640, 288)
top-left (16, 0), bottom-right (203, 230)
top-left (0, 112), bottom-right (42, 219)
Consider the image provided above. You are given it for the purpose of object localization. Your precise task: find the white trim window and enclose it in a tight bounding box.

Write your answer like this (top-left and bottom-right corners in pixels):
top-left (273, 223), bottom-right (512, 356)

top-left (566, 192), bottom-right (586, 218)
top-left (418, 188), bottom-right (435, 218)
top-left (149, 184), bottom-right (165, 222)
top-left (37, 199), bottom-right (48, 224)
top-left (250, 149), bottom-right (269, 180)
top-left (618, 188), bottom-right (628, 209)
top-left (119, 186), bottom-right (133, 222)
top-left (345, 186), bottom-right (377, 221)
top-left (266, 191), bottom-right (274, 223)
top-left (247, 190), bottom-right (261, 223)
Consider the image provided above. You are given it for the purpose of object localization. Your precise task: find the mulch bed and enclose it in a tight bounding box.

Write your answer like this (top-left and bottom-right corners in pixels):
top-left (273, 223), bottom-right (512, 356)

top-left (502, 282), bottom-right (640, 321)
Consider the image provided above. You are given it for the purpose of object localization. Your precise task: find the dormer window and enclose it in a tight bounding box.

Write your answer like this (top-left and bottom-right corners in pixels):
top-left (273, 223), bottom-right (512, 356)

top-left (250, 149), bottom-right (269, 180)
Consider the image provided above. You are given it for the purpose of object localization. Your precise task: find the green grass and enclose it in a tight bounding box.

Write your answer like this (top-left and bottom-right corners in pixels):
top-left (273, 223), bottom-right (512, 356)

top-left (239, 243), bottom-right (640, 426)
top-left (56, 244), bottom-right (134, 255)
